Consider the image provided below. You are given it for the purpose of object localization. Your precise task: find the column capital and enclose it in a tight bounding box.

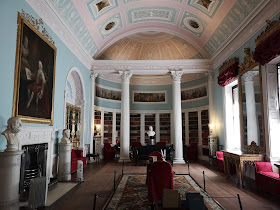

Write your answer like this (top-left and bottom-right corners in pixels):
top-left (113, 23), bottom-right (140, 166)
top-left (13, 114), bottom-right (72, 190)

top-left (243, 71), bottom-right (258, 82)
top-left (205, 71), bottom-right (214, 80)
top-left (90, 72), bottom-right (98, 82)
top-left (170, 70), bottom-right (183, 82)
top-left (119, 71), bottom-right (132, 82)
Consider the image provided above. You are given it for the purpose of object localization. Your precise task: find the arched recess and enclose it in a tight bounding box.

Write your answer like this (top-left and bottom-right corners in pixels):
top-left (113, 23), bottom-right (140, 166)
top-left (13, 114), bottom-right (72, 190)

top-left (64, 67), bottom-right (86, 149)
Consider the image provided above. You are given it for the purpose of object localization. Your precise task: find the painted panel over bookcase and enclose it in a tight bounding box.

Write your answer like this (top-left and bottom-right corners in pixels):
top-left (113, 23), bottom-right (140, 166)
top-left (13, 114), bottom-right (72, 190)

top-left (0, 0), bottom-right (91, 151)
top-left (213, 12), bottom-right (280, 147)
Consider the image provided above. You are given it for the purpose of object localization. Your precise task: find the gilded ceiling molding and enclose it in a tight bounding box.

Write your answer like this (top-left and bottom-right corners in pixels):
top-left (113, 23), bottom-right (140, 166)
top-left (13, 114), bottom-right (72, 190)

top-left (238, 48), bottom-right (258, 73)
top-left (26, 0), bottom-right (93, 69)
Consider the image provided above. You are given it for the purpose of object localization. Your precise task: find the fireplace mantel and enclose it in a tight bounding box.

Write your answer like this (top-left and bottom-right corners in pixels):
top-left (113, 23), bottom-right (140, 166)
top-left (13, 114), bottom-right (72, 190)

top-left (17, 126), bottom-right (58, 183)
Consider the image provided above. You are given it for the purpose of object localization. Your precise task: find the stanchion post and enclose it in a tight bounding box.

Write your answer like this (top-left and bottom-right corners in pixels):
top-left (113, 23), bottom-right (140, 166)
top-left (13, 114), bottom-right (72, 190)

top-left (237, 194), bottom-right (242, 210)
top-left (122, 160), bottom-right (124, 175)
top-left (187, 160), bottom-right (190, 175)
top-left (93, 193), bottom-right (98, 210)
top-left (114, 170), bottom-right (117, 192)
top-left (203, 171), bottom-right (206, 192)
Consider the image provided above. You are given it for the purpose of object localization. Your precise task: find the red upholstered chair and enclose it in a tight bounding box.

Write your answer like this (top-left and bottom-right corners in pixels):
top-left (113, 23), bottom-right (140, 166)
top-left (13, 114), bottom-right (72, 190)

top-left (255, 162), bottom-right (280, 195)
top-left (104, 143), bottom-right (115, 160)
top-left (216, 151), bottom-right (224, 171)
top-left (146, 151), bottom-right (164, 186)
top-left (148, 161), bottom-right (174, 202)
top-left (185, 143), bottom-right (198, 160)
top-left (71, 149), bottom-right (87, 173)
top-left (149, 151), bottom-right (163, 162)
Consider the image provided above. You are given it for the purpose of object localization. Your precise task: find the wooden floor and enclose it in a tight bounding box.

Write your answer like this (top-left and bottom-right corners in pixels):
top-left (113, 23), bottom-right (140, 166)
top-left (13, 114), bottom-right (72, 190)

top-left (46, 159), bottom-right (280, 210)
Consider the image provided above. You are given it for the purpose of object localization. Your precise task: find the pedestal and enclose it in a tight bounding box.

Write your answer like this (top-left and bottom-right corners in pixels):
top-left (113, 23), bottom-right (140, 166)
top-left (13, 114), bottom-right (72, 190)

top-left (148, 136), bottom-right (155, 145)
top-left (208, 136), bottom-right (218, 156)
top-left (0, 150), bottom-right (24, 205)
top-left (58, 143), bottom-right (72, 181)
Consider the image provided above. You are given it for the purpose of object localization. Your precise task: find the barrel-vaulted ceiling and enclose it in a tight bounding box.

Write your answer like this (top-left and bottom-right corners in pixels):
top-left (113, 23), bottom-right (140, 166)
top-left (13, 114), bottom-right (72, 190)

top-left (48, 0), bottom-right (264, 60)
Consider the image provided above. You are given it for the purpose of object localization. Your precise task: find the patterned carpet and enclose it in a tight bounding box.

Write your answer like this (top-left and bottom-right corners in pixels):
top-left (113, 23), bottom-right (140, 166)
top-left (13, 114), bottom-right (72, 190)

top-left (105, 174), bottom-right (223, 210)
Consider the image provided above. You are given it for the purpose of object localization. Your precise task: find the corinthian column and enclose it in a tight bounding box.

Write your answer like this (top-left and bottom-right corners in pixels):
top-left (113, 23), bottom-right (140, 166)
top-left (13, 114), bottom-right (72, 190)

top-left (207, 72), bottom-right (215, 135)
top-left (89, 72), bottom-right (98, 155)
top-left (119, 71), bottom-right (132, 162)
top-left (243, 71), bottom-right (259, 145)
top-left (170, 71), bottom-right (185, 164)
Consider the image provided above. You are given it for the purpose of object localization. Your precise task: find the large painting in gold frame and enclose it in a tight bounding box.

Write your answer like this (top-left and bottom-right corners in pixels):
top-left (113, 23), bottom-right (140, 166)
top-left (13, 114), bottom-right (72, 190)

top-left (12, 12), bottom-right (56, 125)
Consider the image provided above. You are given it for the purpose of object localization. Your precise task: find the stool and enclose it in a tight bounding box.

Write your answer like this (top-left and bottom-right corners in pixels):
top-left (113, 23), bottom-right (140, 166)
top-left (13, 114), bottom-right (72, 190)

top-left (86, 153), bottom-right (100, 163)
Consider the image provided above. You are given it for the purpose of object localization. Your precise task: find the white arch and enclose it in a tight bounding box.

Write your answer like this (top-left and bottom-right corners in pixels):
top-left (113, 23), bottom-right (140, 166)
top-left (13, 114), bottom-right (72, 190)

top-left (64, 67), bottom-right (87, 150)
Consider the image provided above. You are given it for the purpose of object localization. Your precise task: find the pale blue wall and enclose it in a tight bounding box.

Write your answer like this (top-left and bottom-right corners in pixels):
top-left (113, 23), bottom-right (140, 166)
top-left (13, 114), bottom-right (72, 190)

top-left (0, 0), bottom-right (91, 152)
top-left (213, 12), bottom-right (280, 146)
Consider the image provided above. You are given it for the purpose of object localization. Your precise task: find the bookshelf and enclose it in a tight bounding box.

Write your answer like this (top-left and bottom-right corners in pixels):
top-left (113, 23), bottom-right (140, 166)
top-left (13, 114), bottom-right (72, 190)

top-left (159, 113), bottom-right (171, 144)
top-left (94, 110), bottom-right (101, 132)
top-left (188, 111), bottom-right (198, 144)
top-left (130, 113), bottom-right (141, 143)
top-left (145, 114), bottom-right (156, 144)
top-left (201, 110), bottom-right (209, 145)
top-left (182, 112), bottom-right (185, 144)
top-left (103, 111), bottom-right (112, 144)
top-left (116, 113), bottom-right (121, 143)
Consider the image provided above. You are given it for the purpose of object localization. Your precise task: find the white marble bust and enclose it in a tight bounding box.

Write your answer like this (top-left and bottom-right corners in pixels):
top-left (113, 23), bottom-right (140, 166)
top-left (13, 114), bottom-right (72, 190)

top-left (147, 126), bottom-right (155, 137)
top-left (1, 117), bottom-right (22, 151)
top-left (61, 129), bottom-right (71, 144)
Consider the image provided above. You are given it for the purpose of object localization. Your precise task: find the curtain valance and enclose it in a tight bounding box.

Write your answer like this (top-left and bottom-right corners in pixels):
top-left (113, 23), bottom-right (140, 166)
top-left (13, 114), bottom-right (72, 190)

top-left (254, 18), bottom-right (280, 65)
top-left (217, 57), bottom-right (239, 86)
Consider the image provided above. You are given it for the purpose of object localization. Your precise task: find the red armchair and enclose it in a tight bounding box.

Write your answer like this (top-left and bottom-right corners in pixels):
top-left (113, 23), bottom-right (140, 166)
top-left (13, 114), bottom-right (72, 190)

top-left (148, 161), bottom-right (174, 202)
top-left (104, 143), bottom-right (115, 160)
top-left (71, 149), bottom-right (87, 173)
top-left (255, 162), bottom-right (280, 195)
top-left (185, 143), bottom-right (198, 160)
top-left (216, 151), bottom-right (224, 171)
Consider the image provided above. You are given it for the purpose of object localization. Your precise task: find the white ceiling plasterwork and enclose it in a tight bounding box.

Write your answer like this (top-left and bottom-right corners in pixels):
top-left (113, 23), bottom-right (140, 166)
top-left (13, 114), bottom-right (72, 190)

top-left (26, 0), bottom-right (93, 69)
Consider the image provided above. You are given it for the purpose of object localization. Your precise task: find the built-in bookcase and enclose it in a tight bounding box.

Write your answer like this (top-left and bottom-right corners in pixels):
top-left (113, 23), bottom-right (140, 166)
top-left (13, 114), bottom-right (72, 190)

top-left (145, 114), bottom-right (156, 144)
top-left (94, 110), bottom-right (101, 131)
top-left (130, 114), bottom-right (141, 143)
top-left (182, 113), bottom-right (186, 144)
top-left (103, 112), bottom-right (112, 144)
top-left (159, 113), bottom-right (171, 144)
top-left (201, 110), bottom-right (209, 145)
top-left (189, 111), bottom-right (198, 144)
top-left (116, 113), bottom-right (121, 142)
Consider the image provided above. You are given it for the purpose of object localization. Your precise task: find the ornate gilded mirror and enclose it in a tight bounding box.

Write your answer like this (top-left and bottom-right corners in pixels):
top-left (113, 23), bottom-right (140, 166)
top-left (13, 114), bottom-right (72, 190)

top-left (238, 48), bottom-right (265, 153)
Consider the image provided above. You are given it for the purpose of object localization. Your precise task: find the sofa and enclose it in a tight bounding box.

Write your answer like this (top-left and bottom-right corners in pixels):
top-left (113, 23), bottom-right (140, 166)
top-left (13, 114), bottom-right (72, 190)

top-left (255, 162), bottom-right (280, 195)
top-left (71, 149), bottom-right (87, 173)
top-left (133, 145), bottom-right (174, 165)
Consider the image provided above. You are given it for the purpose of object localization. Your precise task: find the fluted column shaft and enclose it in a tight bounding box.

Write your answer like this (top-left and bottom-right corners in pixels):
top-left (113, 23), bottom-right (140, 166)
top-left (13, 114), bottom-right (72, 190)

top-left (119, 71), bottom-right (132, 162)
top-left (89, 72), bottom-right (98, 154)
top-left (170, 71), bottom-right (185, 164)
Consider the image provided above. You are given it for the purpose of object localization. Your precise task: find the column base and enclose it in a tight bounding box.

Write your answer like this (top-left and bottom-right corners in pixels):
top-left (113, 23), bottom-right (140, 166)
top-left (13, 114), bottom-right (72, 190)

top-left (118, 158), bottom-right (131, 163)
top-left (58, 174), bottom-right (71, 182)
top-left (173, 158), bottom-right (186, 164)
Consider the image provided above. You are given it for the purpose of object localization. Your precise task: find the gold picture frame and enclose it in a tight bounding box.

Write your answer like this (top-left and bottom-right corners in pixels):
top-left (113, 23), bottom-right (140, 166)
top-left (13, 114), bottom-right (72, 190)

top-left (12, 12), bottom-right (56, 125)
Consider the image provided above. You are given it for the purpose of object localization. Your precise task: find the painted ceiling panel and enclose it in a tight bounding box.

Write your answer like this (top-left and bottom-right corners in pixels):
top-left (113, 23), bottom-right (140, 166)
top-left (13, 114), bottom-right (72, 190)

top-left (47, 0), bottom-right (265, 59)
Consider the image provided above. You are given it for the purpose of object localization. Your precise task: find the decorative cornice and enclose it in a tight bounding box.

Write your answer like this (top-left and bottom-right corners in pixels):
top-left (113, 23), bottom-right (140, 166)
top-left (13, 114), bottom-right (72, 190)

top-left (242, 71), bottom-right (259, 82)
top-left (256, 17), bottom-right (280, 46)
top-left (26, 0), bottom-right (93, 69)
top-left (218, 57), bottom-right (239, 74)
top-left (239, 48), bottom-right (258, 73)
top-left (91, 60), bottom-right (212, 74)
top-left (21, 10), bottom-right (55, 45)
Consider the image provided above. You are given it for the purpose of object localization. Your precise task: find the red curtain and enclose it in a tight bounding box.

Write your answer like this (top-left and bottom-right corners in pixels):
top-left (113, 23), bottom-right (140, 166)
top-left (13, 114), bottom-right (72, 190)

top-left (217, 62), bottom-right (238, 86)
top-left (254, 29), bottom-right (280, 65)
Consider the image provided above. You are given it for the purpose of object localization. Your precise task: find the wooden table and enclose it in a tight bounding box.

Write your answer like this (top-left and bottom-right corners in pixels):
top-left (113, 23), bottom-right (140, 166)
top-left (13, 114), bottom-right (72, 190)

top-left (223, 150), bottom-right (264, 185)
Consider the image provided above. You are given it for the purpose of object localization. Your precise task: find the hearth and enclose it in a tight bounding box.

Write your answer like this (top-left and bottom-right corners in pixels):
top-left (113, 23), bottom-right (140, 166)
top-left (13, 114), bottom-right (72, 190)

top-left (19, 143), bottom-right (48, 201)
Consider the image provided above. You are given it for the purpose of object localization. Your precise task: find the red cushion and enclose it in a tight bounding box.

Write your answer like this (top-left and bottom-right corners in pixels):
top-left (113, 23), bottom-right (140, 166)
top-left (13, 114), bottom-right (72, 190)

top-left (260, 172), bottom-right (279, 179)
top-left (255, 162), bottom-right (273, 173)
top-left (216, 151), bottom-right (223, 159)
